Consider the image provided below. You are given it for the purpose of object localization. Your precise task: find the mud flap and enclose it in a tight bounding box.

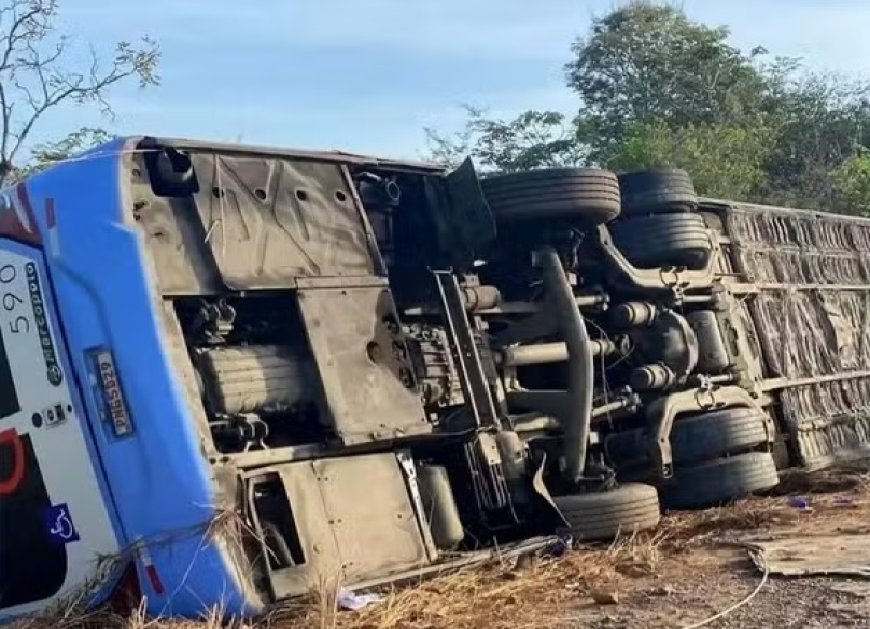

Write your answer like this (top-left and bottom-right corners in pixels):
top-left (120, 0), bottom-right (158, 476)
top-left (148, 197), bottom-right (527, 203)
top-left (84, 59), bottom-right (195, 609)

top-left (426, 157), bottom-right (496, 271)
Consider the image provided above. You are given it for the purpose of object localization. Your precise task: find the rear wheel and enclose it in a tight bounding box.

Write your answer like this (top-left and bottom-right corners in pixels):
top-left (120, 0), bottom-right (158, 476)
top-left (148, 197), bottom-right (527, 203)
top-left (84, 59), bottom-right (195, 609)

top-left (660, 452), bottom-right (779, 510)
top-left (611, 213), bottom-right (712, 269)
top-left (605, 406), bottom-right (771, 469)
top-left (481, 168), bottom-right (621, 225)
top-left (618, 168), bottom-right (698, 215)
top-left (669, 407), bottom-right (771, 466)
top-left (554, 483), bottom-right (660, 541)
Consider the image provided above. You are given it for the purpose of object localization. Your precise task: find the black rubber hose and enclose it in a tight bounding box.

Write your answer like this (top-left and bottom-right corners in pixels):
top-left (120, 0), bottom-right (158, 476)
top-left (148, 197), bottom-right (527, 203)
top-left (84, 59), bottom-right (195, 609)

top-left (540, 248), bottom-right (594, 484)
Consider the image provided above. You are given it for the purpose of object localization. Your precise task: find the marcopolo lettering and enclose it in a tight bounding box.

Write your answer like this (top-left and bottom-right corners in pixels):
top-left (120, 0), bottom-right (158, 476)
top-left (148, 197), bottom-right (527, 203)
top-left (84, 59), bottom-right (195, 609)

top-left (25, 263), bottom-right (61, 386)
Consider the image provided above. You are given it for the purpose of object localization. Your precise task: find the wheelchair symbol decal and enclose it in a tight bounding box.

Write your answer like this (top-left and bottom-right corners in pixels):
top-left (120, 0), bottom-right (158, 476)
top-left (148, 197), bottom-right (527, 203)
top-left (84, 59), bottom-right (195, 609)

top-left (42, 503), bottom-right (80, 545)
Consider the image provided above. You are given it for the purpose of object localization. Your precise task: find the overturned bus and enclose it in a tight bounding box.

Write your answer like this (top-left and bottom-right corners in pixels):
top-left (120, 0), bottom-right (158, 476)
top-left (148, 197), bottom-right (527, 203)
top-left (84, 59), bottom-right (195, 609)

top-left (1, 137), bottom-right (868, 620)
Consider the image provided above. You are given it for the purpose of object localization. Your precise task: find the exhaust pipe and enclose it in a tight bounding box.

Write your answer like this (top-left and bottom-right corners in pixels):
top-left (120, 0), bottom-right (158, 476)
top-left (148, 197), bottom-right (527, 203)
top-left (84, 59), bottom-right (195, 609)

top-left (539, 248), bottom-right (594, 484)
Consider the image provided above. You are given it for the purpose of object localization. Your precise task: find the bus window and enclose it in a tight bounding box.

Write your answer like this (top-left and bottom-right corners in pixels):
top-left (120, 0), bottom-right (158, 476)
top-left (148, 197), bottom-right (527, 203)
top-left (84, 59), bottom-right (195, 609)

top-left (0, 430), bottom-right (68, 609)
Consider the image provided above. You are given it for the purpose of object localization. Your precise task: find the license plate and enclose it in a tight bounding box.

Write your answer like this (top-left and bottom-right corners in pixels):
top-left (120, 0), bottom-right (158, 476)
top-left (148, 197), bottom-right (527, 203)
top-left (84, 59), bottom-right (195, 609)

top-left (87, 347), bottom-right (134, 437)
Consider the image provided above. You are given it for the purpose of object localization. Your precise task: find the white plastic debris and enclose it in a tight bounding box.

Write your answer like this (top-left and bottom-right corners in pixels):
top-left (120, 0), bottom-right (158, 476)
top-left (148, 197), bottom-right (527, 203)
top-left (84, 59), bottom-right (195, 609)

top-left (337, 587), bottom-right (382, 611)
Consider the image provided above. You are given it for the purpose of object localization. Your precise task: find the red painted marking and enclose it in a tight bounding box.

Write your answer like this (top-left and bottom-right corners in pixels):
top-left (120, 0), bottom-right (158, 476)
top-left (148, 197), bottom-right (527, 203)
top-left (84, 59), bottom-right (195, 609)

top-left (0, 212), bottom-right (33, 243)
top-left (0, 428), bottom-right (25, 495)
top-left (45, 197), bottom-right (56, 229)
top-left (15, 183), bottom-right (34, 216)
top-left (144, 564), bottom-right (165, 595)
top-left (0, 183), bottom-right (40, 244)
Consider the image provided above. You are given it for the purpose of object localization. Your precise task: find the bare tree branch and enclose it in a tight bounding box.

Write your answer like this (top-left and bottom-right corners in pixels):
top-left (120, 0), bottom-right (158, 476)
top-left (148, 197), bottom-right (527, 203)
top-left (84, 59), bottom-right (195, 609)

top-left (0, 0), bottom-right (160, 184)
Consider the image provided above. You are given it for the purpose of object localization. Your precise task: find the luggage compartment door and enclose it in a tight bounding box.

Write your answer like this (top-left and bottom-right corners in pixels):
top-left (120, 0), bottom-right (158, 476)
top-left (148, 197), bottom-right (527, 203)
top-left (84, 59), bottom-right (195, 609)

top-left (247, 452), bottom-right (431, 599)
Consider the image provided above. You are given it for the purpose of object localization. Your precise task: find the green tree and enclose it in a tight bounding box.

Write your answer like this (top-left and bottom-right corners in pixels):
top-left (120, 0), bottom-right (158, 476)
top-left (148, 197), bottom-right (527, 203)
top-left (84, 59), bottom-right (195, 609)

top-left (566, 1), bottom-right (768, 164)
top-left (758, 73), bottom-right (870, 210)
top-left (609, 119), bottom-right (770, 199)
top-left (831, 150), bottom-right (870, 216)
top-left (425, 107), bottom-right (584, 172)
top-left (0, 0), bottom-right (159, 184)
top-left (426, 1), bottom-right (870, 213)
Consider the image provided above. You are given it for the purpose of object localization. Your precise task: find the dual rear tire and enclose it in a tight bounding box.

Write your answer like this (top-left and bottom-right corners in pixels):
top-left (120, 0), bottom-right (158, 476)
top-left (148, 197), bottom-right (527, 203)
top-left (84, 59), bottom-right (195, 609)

top-left (660, 407), bottom-right (779, 509)
top-left (605, 407), bottom-right (780, 510)
top-left (618, 168), bottom-right (698, 215)
top-left (481, 167), bottom-right (699, 225)
top-left (480, 167), bottom-right (711, 269)
top-left (555, 420), bottom-right (778, 543)
top-left (660, 452), bottom-right (779, 510)
top-left (610, 213), bottom-right (712, 270)
top-left (611, 169), bottom-right (711, 269)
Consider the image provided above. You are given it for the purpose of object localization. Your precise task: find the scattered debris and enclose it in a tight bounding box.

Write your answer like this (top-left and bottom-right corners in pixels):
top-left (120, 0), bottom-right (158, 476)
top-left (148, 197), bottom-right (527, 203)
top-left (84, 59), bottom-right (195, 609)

top-left (591, 589), bottom-right (619, 605)
top-left (828, 582), bottom-right (870, 598)
top-left (773, 464), bottom-right (867, 495)
top-left (787, 495), bottom-right (811, 509)
top-left (513, 551), bottom-right (539, 571)
top-left (748, 534), bottom-right (870, 577)
top-left (648, 585), bottom-right (676, 597)
top-left (18, 463), bottom-right (870, 628)
top-left (618, 562), bottom-right (653, 577)
top-left (336, 588), bottom-right (382, 611)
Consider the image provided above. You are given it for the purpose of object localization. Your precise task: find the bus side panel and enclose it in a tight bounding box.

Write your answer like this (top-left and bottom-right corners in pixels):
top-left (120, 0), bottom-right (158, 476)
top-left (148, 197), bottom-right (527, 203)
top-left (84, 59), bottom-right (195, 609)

top-left (725, 204), bottom-right (870, 469)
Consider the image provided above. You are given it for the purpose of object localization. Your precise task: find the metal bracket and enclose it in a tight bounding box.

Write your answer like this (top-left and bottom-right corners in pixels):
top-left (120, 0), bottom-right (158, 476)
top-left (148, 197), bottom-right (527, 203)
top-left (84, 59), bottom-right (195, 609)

top-left (646, 385), bottom-right (764, 479)
top-left (595, 224), bottom-right (720, 293)
top-left (396, 451), bottom-right (439, 561)
top-left (433, 270), bottom-right (500, 428)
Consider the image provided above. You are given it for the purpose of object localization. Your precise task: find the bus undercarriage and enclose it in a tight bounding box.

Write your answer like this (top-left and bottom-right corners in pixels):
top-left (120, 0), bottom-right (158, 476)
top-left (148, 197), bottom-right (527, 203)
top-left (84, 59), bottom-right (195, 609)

top-left (5, 136), bottom-right (870, 620)
top-left (121, 139), bottom-right (870, 607)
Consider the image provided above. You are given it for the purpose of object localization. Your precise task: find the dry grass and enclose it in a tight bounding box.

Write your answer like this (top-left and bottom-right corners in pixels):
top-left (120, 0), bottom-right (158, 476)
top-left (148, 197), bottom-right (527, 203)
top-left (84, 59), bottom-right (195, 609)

top-left (12, 463), bottom-right (870, 629)
top-left (260, 530), bottom-right (673, 629)
top-left (7, 530), bottom-right (674, 629)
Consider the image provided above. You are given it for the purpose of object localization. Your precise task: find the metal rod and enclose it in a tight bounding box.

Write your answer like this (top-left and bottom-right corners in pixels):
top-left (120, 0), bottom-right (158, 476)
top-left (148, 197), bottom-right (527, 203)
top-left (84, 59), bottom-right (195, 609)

top-left (511, 414), bottom-right (561, 433)
top-left (507, 396), bottom-right (635, 427)
top-left (433, 271), bottom-right (500, 428)
top-left (590, 398), bottom-right (634, 420)
top-left (506, 390), bottom-right (565, 416)
top-left (403, 294), bottom-right (608, 318)
top-left (706, 374), bottom-right (738, 384)
top-left (681, 294), bottom-right (715, 304)
top-left (499, 339), bottom-right (617, 367)
top-left (760, 369), bottom-right (870, 392)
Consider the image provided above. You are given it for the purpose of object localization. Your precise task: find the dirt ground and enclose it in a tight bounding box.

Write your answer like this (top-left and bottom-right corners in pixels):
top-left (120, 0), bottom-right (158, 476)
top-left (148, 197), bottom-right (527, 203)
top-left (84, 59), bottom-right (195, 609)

top-left (15, 461), bottom-right (870, 629)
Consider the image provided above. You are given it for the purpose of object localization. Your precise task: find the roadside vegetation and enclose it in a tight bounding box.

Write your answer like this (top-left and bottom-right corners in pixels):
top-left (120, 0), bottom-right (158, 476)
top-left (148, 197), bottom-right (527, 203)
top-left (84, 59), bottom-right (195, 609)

top-left (427, 1), bottom-right (870, 215)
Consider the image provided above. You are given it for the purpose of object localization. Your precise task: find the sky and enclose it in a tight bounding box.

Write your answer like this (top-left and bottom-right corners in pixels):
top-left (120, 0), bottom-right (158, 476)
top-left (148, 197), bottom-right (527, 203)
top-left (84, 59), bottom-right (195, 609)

top-left (27, 1), bottom-right (870, 160)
